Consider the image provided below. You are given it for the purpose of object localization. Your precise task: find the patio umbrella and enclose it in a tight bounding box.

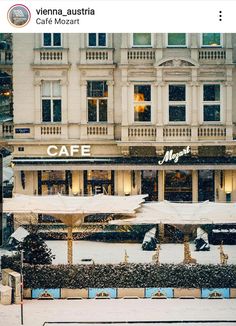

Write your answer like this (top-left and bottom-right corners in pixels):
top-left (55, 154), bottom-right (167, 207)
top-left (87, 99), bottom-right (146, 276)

top-left (3, 194), bottom-right (147, 264)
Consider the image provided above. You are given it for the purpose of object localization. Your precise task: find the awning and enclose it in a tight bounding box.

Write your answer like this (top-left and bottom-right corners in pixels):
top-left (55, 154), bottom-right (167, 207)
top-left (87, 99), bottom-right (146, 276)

top-left (109, 201), bottom-right (236, 225)
top-left (12, 156), bottom-right (236, 171)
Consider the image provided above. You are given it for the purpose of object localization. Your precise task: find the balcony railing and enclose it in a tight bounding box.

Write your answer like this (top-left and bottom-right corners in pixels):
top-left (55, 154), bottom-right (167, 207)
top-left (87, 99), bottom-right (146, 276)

top-left (121, 48), bottom-right (156, 64)
top-left (0, 50), bottom-right (12, 65)
top-left (128, 126), bottom-right (156, 141)
top-left (80, 48), bottom-right (114, 64)
top-left (0, 121), bottom-right (13, 138)
top-left (163, 126), bottom-right (192, 141)
top-left (85, 124), bottom-right (114, 139)
top-left (34, 48), bottom-right (69, 65)
top-left (198, 48), bottom-right (226, 64)
top-left (198, 126), bottom-right (226, 140)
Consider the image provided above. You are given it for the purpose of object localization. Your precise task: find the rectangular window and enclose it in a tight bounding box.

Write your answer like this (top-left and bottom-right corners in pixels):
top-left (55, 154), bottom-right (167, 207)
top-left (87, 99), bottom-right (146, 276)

top-left (87, 81), bottom-right (108, 122)
top-left (168, 85), bottom-right (186, 122)
top-left (133, 33), bottom-right (151, 47)
top-left (203, 84), bottom-right (221, 122)
top-left (88, 33), bottom-right (106, 47)
top-left (42, 81), bottom-right (61, 122)
top-left (202, 33), bottom-right (221, 47)
top-left (43, 33), bottom-right (61, 47)
top-left (134, 85), bottom-right (151, 122)
top-left (168, 33), bottom-right (186, 47)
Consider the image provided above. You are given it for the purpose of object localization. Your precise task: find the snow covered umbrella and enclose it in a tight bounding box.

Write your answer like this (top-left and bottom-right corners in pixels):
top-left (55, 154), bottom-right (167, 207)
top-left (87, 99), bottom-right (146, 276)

top-left (110, 200), bottom-right (236, 264)
top-left (3, 194), bottom-right (147, 264)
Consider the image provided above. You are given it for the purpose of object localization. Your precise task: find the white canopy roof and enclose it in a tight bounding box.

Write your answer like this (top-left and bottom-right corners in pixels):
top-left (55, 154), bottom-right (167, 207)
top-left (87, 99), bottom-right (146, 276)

top-left (109, 200), bottom-right (236, 225)
top-left (3, 194), bottom-right (146, 215)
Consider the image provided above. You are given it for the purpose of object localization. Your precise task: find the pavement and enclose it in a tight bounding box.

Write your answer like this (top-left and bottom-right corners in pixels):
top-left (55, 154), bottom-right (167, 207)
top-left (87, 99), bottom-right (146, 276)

top-left (0, 299), bottom-right (236, 326)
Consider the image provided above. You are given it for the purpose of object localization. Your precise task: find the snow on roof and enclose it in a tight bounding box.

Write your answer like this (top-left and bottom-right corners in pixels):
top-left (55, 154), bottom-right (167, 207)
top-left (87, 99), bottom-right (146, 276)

top-left (10, 226), bottom-right (29, 242)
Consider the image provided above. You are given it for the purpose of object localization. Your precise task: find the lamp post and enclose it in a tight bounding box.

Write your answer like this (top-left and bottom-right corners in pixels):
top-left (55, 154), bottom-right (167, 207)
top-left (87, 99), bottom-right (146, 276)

top-left (20, 250), bottom-right (24, 325)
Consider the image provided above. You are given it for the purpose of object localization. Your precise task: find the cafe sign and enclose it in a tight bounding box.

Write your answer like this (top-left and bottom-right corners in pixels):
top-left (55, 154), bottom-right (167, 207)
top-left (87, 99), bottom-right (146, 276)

top-left (158, 146), bottom-right (190, 165)
top-left (47, 145), bottom-right (91, 157)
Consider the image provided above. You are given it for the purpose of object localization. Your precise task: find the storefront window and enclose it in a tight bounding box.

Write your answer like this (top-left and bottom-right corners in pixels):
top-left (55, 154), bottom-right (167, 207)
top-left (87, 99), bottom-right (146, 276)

top-left (168, 84), bottom-right (186, 122)
top-left (167, 33), bottom-right (186, 47)
top-left (134, 85), bottom-right (151, 122)
top-left (165, 170), bottom-right (192, 202)
top-left (133, 33), bottom-right (151, 47)
top-left (84, 170), bottom-right (114, 195)
top-left (38, 171), bottom-right (69, 195)
top-left (141, 170), bottom-right (158, 201)
top-left (203, 84), bottom-right (221, 122)
top-left (198, 170), bottom-right (215, 201)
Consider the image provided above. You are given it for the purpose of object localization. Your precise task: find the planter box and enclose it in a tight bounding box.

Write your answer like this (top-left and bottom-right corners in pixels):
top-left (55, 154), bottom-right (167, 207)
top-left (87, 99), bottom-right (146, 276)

top-left (201, 288), bottom-right (230, 299)
top-left (145, 288), bottom-right (173, 298)
top-left (230, 288), bottom-right (236, 298)
top-left (61, 288), bottom-right (88, 299)
top-left (88, 288), bottom-right (117, 299)
top-left (23, 288), bottom-right (32, 299)
top-left (174, 288), bottom-right (201, 298)
top-left (32, 288), bottom-right (60, 299)
top-left (117, 288), bottom-right (144, 298)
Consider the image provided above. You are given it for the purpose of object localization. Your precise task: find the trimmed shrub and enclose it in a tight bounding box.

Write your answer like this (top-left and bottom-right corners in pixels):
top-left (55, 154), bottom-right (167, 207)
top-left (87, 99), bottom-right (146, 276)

top-left (2, 257), bottom-right (236, 289)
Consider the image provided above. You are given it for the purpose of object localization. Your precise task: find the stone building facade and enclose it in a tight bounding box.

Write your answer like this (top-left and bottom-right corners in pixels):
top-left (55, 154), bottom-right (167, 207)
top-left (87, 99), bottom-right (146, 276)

top-left (10, 33), bottom-right (236, 203)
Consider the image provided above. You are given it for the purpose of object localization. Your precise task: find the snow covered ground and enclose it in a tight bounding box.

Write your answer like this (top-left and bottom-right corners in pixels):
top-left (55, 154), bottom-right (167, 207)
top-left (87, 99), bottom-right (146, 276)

top-left (44, 240), bottom-right (236, 265)
top-left (1, 299), bottom-right (236, 326)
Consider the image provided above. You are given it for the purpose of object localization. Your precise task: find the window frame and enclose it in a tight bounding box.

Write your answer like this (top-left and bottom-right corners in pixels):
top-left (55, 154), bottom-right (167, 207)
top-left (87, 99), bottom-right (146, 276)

top-left (201, 33), bottom-right (223, 48)
top-left (168, 83), bottom-right (187, 123)
top-left (87, 33), bottom-right (108, 48)
top-left (166, 33), bottom-right (188, 48)
top-left (42, 33), bottom-right (62, 48)
top-left (41, 81), bottom-right (62, 123)
top-left (133, 84), bottom-right (152, 123)
top-left (132, 33), bottom-right (152, 48)
top-left (202, 83), bottom-right (222, 123)
top-left (87, 81), bottom-right (108, 123)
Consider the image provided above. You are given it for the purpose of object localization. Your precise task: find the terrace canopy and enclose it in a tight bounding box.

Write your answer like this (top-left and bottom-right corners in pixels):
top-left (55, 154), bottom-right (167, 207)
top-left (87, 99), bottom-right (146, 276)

top-left (3, 194), bottom-right (147, 264)
top-left (109, 200), bottom-right (236, 225)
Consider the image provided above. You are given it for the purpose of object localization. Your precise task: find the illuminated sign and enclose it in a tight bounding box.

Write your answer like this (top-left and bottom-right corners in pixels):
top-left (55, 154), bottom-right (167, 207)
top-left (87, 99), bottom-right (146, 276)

top-left (158, 146), bottom-right (190, 165)
top-left (47, 145), bottom-right (91, 157)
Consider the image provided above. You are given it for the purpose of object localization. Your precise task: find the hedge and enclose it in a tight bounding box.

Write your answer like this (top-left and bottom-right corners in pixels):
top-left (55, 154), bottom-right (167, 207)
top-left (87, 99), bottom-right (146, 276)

top-left (2, 255), bottom-right (236, 289)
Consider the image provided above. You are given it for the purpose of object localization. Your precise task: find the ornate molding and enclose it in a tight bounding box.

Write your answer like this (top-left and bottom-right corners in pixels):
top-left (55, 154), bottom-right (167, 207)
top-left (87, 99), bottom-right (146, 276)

top-left (107, 81), bottom-right (115, 86)
top-left (80, 80), bottom-right (87, 86)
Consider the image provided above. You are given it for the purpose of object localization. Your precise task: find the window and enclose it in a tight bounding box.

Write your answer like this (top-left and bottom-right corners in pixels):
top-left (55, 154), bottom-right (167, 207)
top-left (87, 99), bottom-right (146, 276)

top-left (167, 33), bottom-right (186, 47)
top-left (87, 81), bottom-right (108, 122)
top-left (168, 85), bottom-right (186, 122)
top-left (203, 84), bottom-right (221, 122)
top-left (88, 33), bottom-right (106, 47)
top-left (43, 33), bottom-right (61, 47)
top-left (42, 81), bottom-right (61, 122)
top-left (134, 85), bottom-right (151, 122)
top-left (202, 33), bottom-right (221, 47)
top-left (133, 33), bottom-right (151, 47)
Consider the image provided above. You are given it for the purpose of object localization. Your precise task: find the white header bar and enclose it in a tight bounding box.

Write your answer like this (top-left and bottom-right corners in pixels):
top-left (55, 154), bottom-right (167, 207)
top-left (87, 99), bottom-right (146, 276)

top-left (0, 1), bottom-right (235, 32)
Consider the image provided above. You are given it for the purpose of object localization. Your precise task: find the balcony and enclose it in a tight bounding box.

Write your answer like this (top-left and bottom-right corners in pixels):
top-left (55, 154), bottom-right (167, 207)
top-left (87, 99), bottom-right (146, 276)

top-left (198, 125), bottom-right (226, 140)
top-left (121, 48), bottom-right (156, 65)
top-left (127, 126), bottom-right (156, 141)
top-left (84, 124), bottom-right (114, 139)
top-left (198, 48), bottom-right (226, 64)
top-left (0, 50), bottom-right (12, 65)
top-left (0, 121), bottom-right (13, 139)
top-left (80, 48), bottom-right (114, 65)
top-left (33, 48), bottom-right (69, 66)
top-left (163, 126), bottom-right (191, 141)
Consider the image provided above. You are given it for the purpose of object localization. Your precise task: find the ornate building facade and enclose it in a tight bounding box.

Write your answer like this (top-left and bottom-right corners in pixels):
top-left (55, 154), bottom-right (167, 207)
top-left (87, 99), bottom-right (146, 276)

top-left (10, 33), bottom-right (236, 203)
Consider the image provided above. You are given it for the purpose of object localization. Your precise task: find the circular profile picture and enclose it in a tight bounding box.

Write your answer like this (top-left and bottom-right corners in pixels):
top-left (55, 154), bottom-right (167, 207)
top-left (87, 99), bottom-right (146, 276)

top-left (7, 4), bottom-right (31, 28)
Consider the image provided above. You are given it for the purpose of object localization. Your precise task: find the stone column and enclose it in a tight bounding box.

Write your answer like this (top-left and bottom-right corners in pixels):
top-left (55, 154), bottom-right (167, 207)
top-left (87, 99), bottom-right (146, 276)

top-left (190, 73), bottom-right (200, 142)
top-left (121, 70), bottom-right (129, 141)
top-left (224, 79), bottom-right (233, 140)
top-left (80, 79), bottom-right (87, 139)
top-left (155, 81), bottom-right (164, 142)
top-left (107, 80), bottom-right (114, 139)
top-left (158, 170), bottom-right (164, 201)
top-left (192, 170), bottom-right (198, 202)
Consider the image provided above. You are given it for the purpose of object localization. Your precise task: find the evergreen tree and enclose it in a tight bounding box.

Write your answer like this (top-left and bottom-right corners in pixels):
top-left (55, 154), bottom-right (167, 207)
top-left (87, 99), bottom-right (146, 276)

top-left (18, 232), bottom-right (55, 265)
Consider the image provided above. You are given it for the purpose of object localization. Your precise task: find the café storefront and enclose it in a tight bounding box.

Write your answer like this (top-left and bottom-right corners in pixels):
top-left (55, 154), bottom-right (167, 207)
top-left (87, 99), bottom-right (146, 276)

top-left (12, 145), bottom-right (236, 203)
